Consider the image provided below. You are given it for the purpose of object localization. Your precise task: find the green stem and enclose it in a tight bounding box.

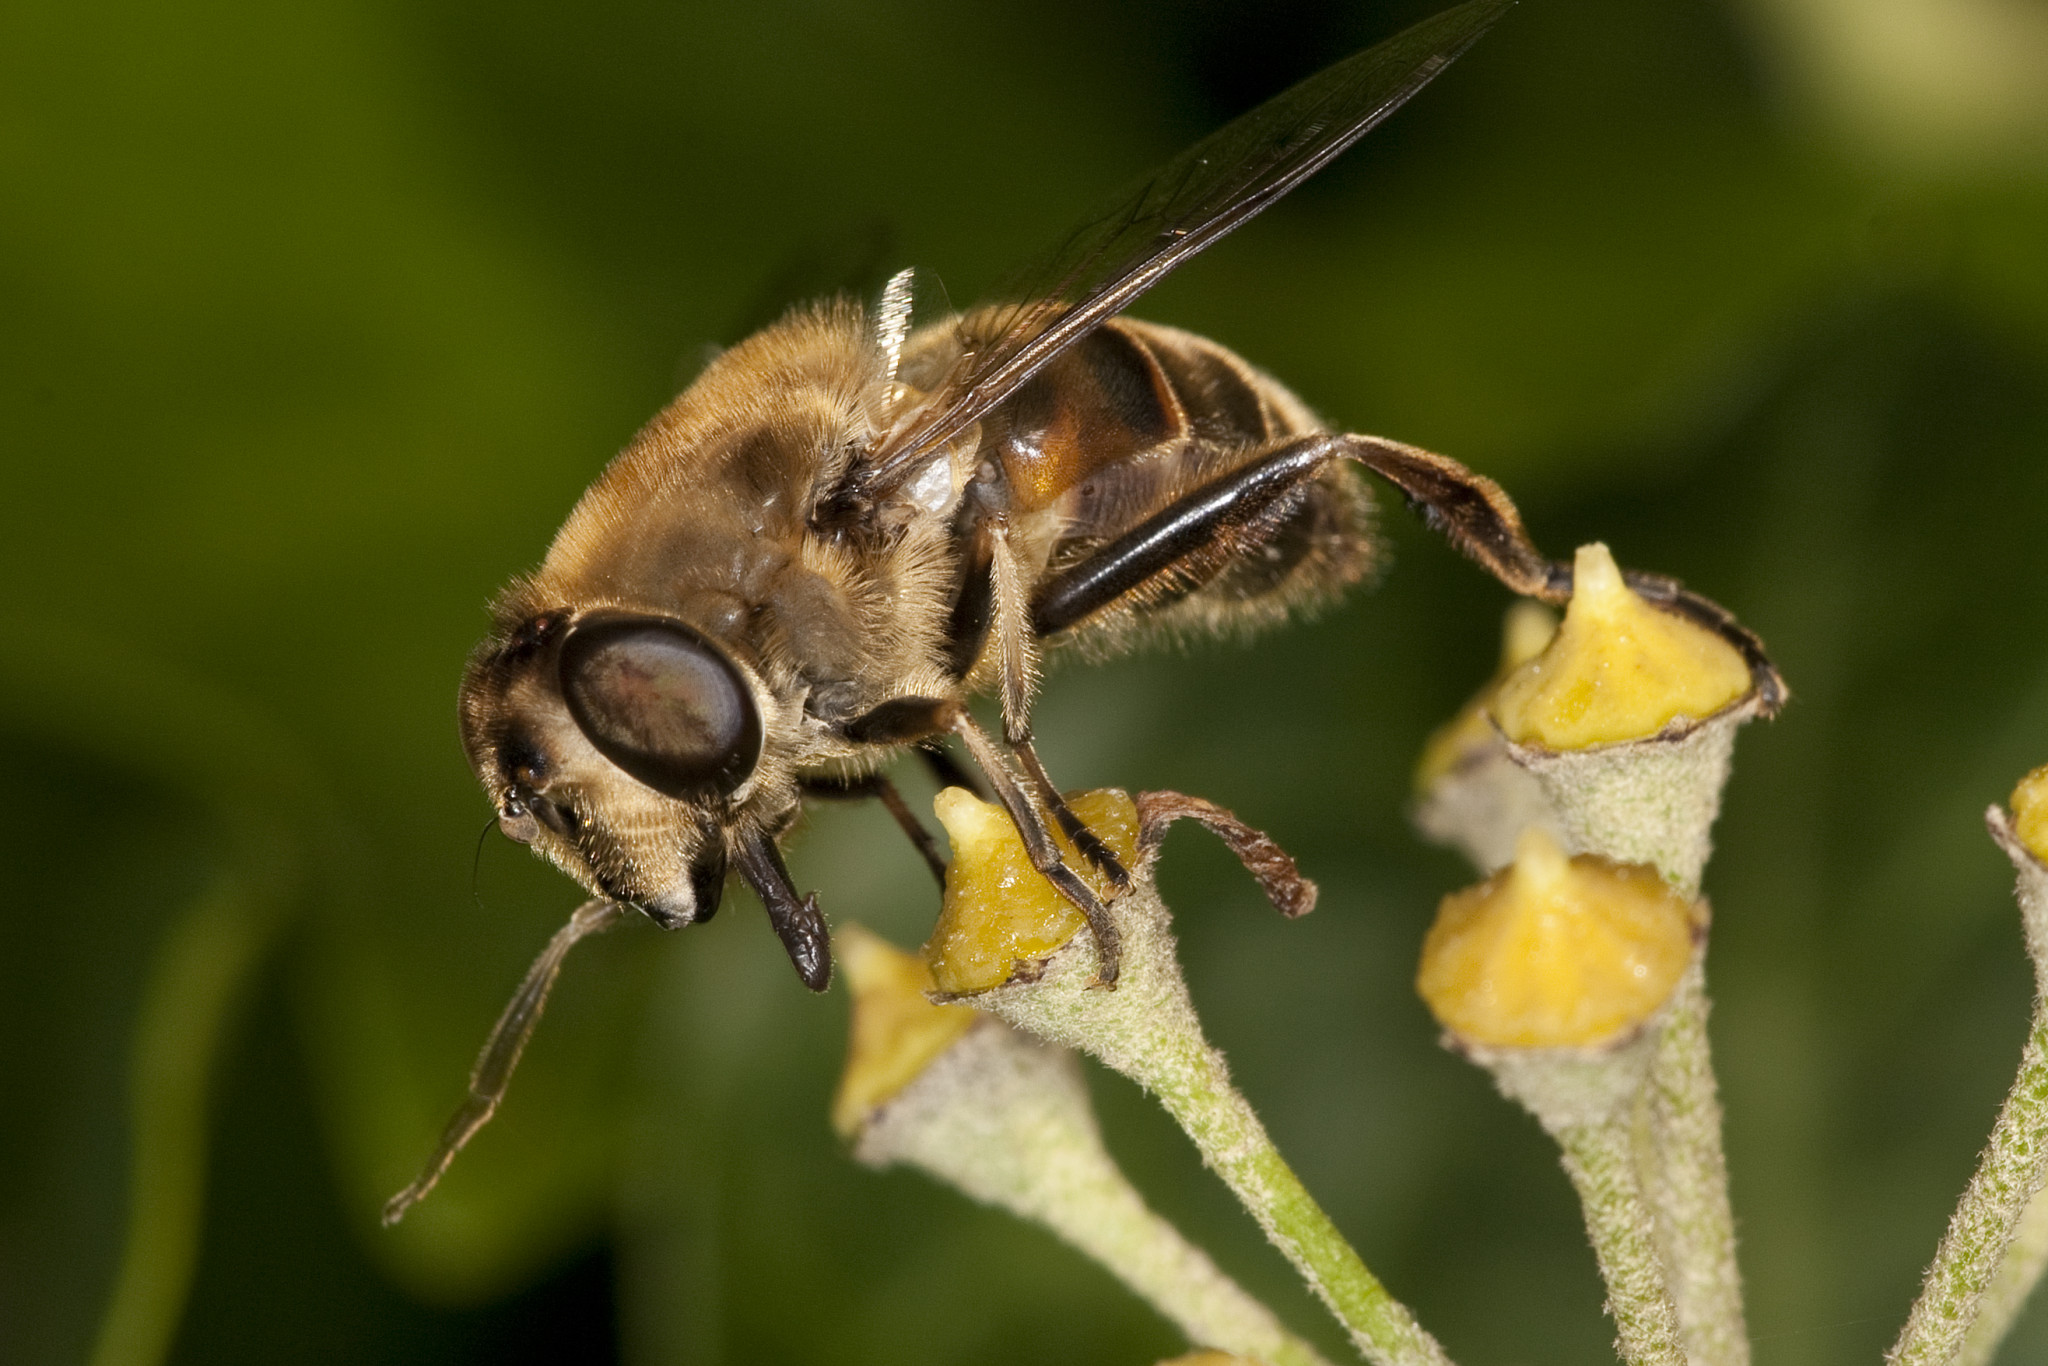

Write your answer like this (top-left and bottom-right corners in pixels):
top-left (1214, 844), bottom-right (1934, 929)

top-left (1640, 965), bottom-right (1749, 1366)
top-left (982, 886), bottom-right (1452, 1366)
top-left (860, 1024), bottom-right (1333, 1366)
top-left (1157, 1038), bottom-right (1448, 1366)
top-left (1506, 703), bottom-right (1745, 902)
top-left (0, 617), bottom-right (319, 1366)
top-left (1512, 708), bottom-right (1755, 1363)
top-left (1474, 1036), bottom-right (1683, 1366)
top-left (1888, 1010), bottom-right (2048, 1366)
top-left (1897, 810), bottom-right (2048, 1366)
top-left (1957, 1182), bottom-right (2048, 1366)
top-left (1557, 1118), bottom-right (1688, 1366)
top-left (1051, 1152), bottom-right (1335, 1366)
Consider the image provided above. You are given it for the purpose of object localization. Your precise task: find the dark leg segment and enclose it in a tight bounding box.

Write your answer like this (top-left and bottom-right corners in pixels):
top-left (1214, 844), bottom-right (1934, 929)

top-left (1010, 731), bottom-right (1131, 891)
top-left (837, 696), bottom-right (1124, 983)
top-left (918, 742), bottom-right (985, 800)
top-left (1031, 438), bottom-right (1339, 636)
top-left (943, 516), bottom-right (997, 680)
top-left (1356, 439), bottom-right (1785, 708)
top-left (801, 771), bottom-right (949, 886)
top-left (948, 709), bottom-right (1124, 987)
top-left (1338, 435), bottom-right (1560, 599)
top-left (1022, 430), bottom-right (1784, 713)
top-left (1029, 433), bottom-right (1555, 638)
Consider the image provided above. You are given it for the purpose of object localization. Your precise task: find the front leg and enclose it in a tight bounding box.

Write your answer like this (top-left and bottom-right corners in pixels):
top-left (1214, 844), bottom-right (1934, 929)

top-left (800, 771), bottom-right (948, 886)
top-left (842, 696), bottom-right (1126, 985)
top-left (947, 503), bottom-right (1132, 891)
top-left (1008, 729), bottom-right (1132, 893)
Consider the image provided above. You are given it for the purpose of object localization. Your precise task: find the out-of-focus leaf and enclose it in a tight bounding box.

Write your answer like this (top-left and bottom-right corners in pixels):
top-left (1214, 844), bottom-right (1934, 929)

top-left (0, 619), bottom-right (316, 1366)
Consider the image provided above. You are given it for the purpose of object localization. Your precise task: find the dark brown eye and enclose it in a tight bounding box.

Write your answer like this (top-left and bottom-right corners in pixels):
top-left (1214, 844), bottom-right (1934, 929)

top-left (559, 618), bottom-right (762, 799)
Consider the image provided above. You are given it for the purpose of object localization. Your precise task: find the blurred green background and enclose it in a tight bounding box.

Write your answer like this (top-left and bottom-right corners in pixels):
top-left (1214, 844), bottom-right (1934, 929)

top-left (5, 0), bottom-right (2048, 1362)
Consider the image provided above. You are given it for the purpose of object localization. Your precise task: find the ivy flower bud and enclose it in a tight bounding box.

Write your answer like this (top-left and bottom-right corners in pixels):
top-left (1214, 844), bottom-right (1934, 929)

top-left (2012, 765), bottom-right (2048, 867)
top-left (1414, 601), bottom-right (1563, 872)
top-left (1936, 766), bottom-right (2048, 1366)
top-left (1474, 543), bottom-right (1771, 1366)
top-left (1492, 543), bottom-right (1750, 752)
top-left (1489, 543), bottom-right (1774, 895)
top-left (831, 924), bottom-right (980, 1138)
top-left (1418, 827), bottom-right (1702, 1054)
top-left (1419, 828), bottom-right (1698, 1366)
top-left (1988, 766), bottom-right (2048, 990)
top-left (928, 789), bottom-right (1445, 1366)
top-left (924, 787), bottom-right (1141, 996)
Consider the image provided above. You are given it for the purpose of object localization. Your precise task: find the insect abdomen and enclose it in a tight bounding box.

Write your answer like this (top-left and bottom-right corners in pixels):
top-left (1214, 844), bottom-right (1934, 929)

top-left (1017, 318), bottom-right (1376, 654)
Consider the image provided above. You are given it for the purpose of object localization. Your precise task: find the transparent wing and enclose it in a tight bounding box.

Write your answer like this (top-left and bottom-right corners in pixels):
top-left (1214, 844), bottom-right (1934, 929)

top-left (849, 0), bottom-right (1512, 502)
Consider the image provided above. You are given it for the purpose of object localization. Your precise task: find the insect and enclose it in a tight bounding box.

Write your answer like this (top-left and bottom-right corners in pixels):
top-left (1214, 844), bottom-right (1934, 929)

top-left (384, 0), bottom-right (1779, 1223)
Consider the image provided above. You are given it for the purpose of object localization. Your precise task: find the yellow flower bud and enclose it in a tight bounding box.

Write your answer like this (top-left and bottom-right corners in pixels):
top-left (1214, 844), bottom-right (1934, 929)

top-left (1415, 600), bottom-right (1559, 788)
top-left (1417, 827), bottom-right (1701, 1049)
top-left (1491, 543), bottom-right (1751, 751)
top-left (924, 787), bottom-right (1142, 996)
top-left (2013, 764), bottom-right (2048, 864)
top-left (831, 924), bottom-right (979, 1137)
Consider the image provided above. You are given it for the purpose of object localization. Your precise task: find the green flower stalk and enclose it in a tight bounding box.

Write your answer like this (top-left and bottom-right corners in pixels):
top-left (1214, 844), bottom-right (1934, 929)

top-left (1418, 827), bottom-right (1701, 1366)
top-left (925, 788), bottom-right (1451, 1366)
top-left (1479, 542), bottom-right (1781, 1366)
top-left (1963, 1196), bottom-right (2048, 1366)
top-left (835, 924), bottom-right (1333, 1366)
top-left (1491, 543), bottom-right (1763, 895)
top-left (1958, 767), bottom-right (2048, 1366)
top-left (1891, 770), bottom-right (2048, 1366)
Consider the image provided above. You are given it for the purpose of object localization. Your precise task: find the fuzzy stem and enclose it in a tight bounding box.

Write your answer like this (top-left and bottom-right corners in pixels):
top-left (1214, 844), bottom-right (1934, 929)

top-left (859, 1024), bottom-right (1333, 1366)
top-left (1556, 1118), bottom-right (1689, 1366)
top-left (1510, 710), bottom-right (1754, 1364)
top-left (1887, 1013), bottom-right (2048, 1366)
top-left (1639, 964), bottom-right (1749, 1366)
top-left (1505, 702), bottom-right (1748, 901)
top-left (979, 885), bottom-right (1452, 1366)
top-left (1473, 1035), bottom-right (1683, 1366)
top-left (1892, 812), bottom-right (2048, 1366)
top-left (1957, 1178), bottom-right (2048, 1366)
top-left (1045, 1156), bottom-right (1335, 1366)
top-left (1158, 1038), bottom-right (1444, 1366)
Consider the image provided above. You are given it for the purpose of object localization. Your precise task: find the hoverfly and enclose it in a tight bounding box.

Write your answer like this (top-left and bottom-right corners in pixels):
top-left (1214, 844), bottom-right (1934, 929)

top-left (385, 0), bottom-right (1780, 1222)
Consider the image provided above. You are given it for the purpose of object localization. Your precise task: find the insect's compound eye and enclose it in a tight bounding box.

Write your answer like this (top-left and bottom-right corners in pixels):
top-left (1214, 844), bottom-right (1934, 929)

top-left (558, 617), bottom-right (763, 800)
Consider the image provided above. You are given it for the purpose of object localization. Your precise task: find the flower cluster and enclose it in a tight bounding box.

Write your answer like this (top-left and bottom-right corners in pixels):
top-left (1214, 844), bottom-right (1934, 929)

top-left (823, 541), bottom-right (2048, 1366)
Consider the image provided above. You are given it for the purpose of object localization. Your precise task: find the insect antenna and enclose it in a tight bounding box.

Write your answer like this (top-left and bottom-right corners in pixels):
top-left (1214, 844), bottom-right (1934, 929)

top-left (469, 812), bottom-right (499, 914)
